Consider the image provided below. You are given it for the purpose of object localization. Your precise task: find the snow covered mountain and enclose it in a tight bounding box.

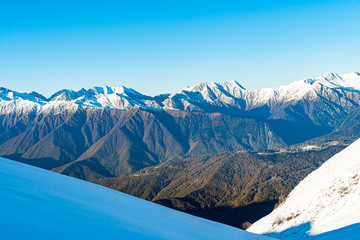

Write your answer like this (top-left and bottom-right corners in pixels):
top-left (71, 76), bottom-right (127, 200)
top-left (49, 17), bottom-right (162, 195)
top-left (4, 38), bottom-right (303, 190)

top-left (1, 72), bottom-right (359, 182)
top-left (247, 138), bottom-right (360, 239)
top-left (0, 85), bottom-right (158, 115)
top-left (1, 72), bottom-right (360, 127)
top-left (0, 157), bottom-right (273, 240)
top-left (165, 72), bottom-right (360, 127)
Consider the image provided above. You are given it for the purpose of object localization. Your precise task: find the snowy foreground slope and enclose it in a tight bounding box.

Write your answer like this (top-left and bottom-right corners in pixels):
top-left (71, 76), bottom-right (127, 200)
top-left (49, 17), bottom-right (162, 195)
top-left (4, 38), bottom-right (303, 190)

top-left (0, 158), bottom-right (273, 240)
top-left (248, 138), bottom-right (360, 239)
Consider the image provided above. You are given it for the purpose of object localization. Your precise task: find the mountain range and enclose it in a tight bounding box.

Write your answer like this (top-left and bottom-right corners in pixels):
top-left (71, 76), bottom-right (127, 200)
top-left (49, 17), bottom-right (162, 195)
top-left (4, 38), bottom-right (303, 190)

top-left (1, 72), bottom-right (359, 174)
top-left (2, 72), bottom-right (359, 118)
top-left (1, 71), bottom-right (360, 229)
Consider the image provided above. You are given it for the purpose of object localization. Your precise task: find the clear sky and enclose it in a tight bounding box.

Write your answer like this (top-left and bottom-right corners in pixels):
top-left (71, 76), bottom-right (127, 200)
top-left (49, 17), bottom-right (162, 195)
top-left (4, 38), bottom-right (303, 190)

top-left (1, 0), bottom-right (359, 97)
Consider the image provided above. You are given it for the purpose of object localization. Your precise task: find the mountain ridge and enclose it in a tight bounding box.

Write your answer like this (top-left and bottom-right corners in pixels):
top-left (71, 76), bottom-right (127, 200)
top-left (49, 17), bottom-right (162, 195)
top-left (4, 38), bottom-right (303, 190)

top-left (1, 72), bottom-right (359, 115)
top-left (1, 71), bottom-right (359, 178)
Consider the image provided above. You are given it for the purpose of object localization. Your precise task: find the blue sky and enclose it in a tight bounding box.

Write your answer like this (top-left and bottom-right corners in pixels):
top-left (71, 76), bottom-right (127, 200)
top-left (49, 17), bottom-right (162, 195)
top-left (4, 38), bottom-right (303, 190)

top-left (1, 0), bottom-right (359, 97)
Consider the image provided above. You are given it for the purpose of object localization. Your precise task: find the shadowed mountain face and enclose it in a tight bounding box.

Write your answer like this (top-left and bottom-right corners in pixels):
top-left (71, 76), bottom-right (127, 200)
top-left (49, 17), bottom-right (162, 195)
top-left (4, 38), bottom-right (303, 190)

top-left (0, 107), bottom-right (289, 180)
top-left (302, 106), bottom-right (360, 145)
top-left (0, 108), bottom-right (120, 170)
top-left (329, 106), bottom-right (360, 140)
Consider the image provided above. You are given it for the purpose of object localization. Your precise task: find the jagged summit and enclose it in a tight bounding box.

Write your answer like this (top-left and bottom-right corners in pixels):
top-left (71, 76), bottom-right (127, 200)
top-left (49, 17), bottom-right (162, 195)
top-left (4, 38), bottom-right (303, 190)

top-left (0, 87), bottom-right (46, 101)
top-left (308, 72), bottom-right (360, 92)
top-left (49, 85), bottom-right (147, 100)
top-left (166, 80), bottom-right (246, 108)
top-left (182, 80), bottom-right (246, 92)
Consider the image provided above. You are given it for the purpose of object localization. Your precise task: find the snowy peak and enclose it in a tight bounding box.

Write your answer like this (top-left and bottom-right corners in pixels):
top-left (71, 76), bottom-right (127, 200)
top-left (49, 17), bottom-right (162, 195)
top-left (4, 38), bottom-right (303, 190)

top-left (49, 85), bottom-right (146, 100)
top-left (84, 86), bottom-right (145, 98)
top-left (1, 72), bottom-right (360, 117)
top-left (248, 138), bottom-right (360, 239)
top-left (0, 87), bottom-right (47, 115)
top-left (218, 80), bottom-right (247, 92)
top-left (167, 80), bottom-right (247, 109)
top-left (308, 72), bottom-right (360, 92)
top-left (0, 87), bottom-right (46, 103)
top-left (176, 72), bottom-right (360, 104)
top-left (90, 86), bottom-right (114, 95)
top-left (183, 80), bottom-right (245, 92)
top-left (49, 89), bottom-right (83, 101)
top-left (45, 85), bottom-right (156, 111)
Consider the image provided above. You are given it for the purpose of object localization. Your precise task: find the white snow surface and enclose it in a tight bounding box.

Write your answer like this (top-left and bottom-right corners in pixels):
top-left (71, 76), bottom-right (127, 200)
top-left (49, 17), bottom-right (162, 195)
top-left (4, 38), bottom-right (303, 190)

top-left (1, 72), bottom-right (359, 114)
top-left (247, 138), bottom-right (360, 239)
top-left (0, 157), bottom-right (273, 240)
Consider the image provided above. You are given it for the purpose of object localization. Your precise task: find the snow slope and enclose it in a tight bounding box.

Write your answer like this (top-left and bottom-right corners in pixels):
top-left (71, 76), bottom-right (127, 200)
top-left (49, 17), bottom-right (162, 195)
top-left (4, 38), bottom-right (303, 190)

top-left (247, 138), bottom-right (360, 239)
top-left (0, 157), bottom-right (273, 240)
